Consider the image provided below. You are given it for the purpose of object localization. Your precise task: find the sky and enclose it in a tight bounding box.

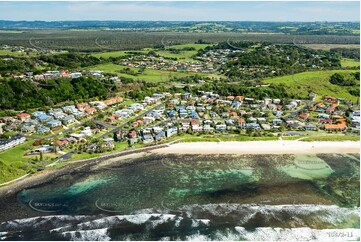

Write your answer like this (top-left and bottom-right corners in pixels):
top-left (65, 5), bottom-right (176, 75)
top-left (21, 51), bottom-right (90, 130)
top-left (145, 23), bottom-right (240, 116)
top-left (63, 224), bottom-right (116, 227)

top-left (0, 1), bottom-right (359, 22)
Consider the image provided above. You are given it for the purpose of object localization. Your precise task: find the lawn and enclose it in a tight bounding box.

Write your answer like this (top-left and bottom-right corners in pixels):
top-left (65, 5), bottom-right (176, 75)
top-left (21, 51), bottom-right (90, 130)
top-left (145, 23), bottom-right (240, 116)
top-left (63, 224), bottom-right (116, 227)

top-left (341, 58), bottom-right (360, 68)
top-left (173, 133), bottom-right (278, 143)
top-left (262, 70), bottom-right (360, 102)
top-left (302, 135), bottom-right (360, 142)
top-left (70, 141), bottom-right (142, 161)
top-left (86, 63), bottom-right (216, 82)
top-left (0, 139), bottom-right (59, 184)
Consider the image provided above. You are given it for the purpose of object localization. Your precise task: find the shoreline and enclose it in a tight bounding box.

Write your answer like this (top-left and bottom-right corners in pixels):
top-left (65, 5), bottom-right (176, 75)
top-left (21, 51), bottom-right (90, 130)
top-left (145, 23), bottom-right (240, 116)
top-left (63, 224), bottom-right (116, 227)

top-left (150, 140), bottom-right (360, 155)
top-left (0, 140), bottom-right (359, 199)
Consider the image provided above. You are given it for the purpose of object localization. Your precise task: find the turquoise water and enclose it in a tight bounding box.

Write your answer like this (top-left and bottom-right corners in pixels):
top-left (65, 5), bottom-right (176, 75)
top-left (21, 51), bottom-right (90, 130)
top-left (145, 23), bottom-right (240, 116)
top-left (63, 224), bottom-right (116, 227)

top-left (0, 153), bottom-right (359, 240)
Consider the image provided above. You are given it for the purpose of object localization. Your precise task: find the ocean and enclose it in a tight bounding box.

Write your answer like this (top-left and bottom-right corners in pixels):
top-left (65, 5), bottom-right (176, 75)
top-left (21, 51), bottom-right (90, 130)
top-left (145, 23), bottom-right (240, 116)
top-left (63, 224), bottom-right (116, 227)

top-left (0, 153), bottom-right (359, 241)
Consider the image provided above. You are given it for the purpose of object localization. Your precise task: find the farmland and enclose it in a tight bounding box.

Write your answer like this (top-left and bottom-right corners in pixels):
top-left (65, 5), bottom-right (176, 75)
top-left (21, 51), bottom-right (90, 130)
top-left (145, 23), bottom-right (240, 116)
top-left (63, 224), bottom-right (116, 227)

top-left (0, 30), bottom-right (359, 52)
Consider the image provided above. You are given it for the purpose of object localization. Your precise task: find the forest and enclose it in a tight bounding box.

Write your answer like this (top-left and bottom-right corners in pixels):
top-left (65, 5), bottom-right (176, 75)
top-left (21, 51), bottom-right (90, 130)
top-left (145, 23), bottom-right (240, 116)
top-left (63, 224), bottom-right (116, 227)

top-left (0, 77), bottom-right (115, 110)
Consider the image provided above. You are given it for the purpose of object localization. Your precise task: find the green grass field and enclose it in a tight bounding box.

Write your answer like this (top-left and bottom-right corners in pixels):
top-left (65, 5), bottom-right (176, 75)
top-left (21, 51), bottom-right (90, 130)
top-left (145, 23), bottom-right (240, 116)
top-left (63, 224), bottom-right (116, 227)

top-left (86, 63), bottom-right (220, 82)
top-left (0, 139), bottom-right (59, 183)
top-left (262, 70), bottom-right (360, 102)
top-left (302, 135), bottom-right (360, 142)
top-left (91, 43), bottom-right (210, 62)
top-left (341, 58), bottom-right (360, 68)
top-left (0, 49), bottom-right (36, 57)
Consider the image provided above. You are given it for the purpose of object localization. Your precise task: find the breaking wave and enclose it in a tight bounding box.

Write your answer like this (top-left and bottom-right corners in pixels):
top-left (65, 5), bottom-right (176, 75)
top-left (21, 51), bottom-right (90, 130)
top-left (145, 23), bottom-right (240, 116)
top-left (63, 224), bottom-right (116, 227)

top-left (0, 204), bottom-right (359, 241)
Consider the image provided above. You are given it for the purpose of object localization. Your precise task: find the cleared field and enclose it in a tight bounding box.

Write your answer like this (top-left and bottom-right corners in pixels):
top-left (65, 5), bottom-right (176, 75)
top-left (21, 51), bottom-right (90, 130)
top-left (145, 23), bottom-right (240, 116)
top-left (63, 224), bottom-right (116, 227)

top-left (262, 70), bottom-right (360, 102)
top-left (341, 58), bottom-right (360, 67)
top-left (0, 49), bottom-right (36, 57)
top-left (91, 50), bottom-right (149, 59)
top-left (86, 63), bottom-right (220, 82)
top-left (91, 43), bottom-right (210, 61)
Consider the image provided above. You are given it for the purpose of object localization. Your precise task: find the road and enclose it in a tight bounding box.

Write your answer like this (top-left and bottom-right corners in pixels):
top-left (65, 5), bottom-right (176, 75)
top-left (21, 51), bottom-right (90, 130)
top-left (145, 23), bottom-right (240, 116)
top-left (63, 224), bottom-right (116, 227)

top-left (98, 102), bottom-right (165, 139)
top-left (56, 102), bottom-right (166, 161)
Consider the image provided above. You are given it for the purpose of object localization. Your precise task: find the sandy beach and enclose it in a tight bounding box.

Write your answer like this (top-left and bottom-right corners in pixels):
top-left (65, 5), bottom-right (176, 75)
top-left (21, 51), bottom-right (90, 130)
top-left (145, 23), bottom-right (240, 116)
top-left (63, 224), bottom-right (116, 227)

top-left (150, 140), bottom-right (360, 155)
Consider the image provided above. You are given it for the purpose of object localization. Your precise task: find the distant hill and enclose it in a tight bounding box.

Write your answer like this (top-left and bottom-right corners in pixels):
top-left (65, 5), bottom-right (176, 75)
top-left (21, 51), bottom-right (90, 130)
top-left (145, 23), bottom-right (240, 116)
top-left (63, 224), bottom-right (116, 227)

top-left (0, 20), bottom-right (359, 35)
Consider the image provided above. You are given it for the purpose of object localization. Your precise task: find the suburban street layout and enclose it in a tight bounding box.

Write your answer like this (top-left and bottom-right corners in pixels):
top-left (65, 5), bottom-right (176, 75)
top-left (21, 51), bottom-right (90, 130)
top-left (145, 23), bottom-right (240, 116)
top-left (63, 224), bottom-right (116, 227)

top-left (0, 1), bottom-right (360, 241)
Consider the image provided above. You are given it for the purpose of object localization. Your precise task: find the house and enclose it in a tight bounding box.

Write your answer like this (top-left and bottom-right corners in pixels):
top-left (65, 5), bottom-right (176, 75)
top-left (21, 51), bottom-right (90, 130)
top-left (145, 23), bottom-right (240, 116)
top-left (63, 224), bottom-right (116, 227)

top-left (326, 104), bottom-right (338, 114)
top-left (80, 127), bottom-right (93, 137)
top-left (324, 95), bottom-right (337, 103)
top-left (318, 113), bottom-right (330, 119)
top-left (325, 119), bottom-right (347, 131)
top-left (102, 138), bottom-right (115, 149)
top-left (38, 114), bottom-right (53, 123)
top-left (215, 124), bottom-right (227, 131)
top-left (272, 118), bottom-right (283, 125)
top-left (55, 139), bottom-right (69, 147)
top-left (85, 107), bottom-right (96, 115)
top-left (104, 97), bottom-right (122, 106)
top-left (274, 111), bottom-right (283, 117)
top-left (203, 124), bottom-right (214, 133)
top-left (166, 127), bottom-right (177, 138)
top-left (90, 101), bottom-right (107, 110)
top-left (286, 120), bottom-right (305, 129)
top-left (62, 105), bottom-right (78, 114)
top-left (128, 130), bottom-right (137, 139)
top-left (47, 120), bottom-right (62, 128)
top-left (261, 124), bottom-right (271, 130)
top-left (17, 113), bottom-right (31, 122)
top-left (132, 120), bottom-right (143, 127)
top-left (142, 133), bottom-right (154, 143)
top-left (299, 113), bottom-right (309, 120)
top-left (155, 131), bottom-right (166, 141)
top-left (304, 123), bottom-right (317, 131)
top-left (179, 120), bottom-right (190, 131)
top-left (351, 117), bottom-right (360, 128)
top-left (320, 119), bottom-right (333, 124)
top-left (350, 110), bottom-right (360, 118)
top-left (245, 123), bottom-right (261, 130)
top-left (107, 114), bottom-right (120, 123)
top-left (62, 115), bottom-right (76, 125)
top-left (73, 112), bottom-right (86, 120)
top-left (29, 145), bottom-right (53, 154)
top-left (76, 102), bottom-right (90, 111)
top-left (21, 125), bottom-right (35, 133)
top-left (37, 125), bottom-right (50, 134)
top-left (191, 123), bottom-right (203, 132)
top-left (0, 135), bottom-right (26, 151)
top-left (71, 72), bottom-right (82, 78)
top-left (181, 93), bottom-right (191, 99)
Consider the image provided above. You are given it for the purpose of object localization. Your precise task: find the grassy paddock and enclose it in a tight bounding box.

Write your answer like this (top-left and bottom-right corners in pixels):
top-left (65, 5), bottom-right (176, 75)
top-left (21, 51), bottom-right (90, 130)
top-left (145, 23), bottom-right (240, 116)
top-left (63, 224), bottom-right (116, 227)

top-left (262, 70), bottom-right (359, 102)
top-left (341, 58), bottom-right (360, 68)
top-left (86, 63), bottom-right (216, 82)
